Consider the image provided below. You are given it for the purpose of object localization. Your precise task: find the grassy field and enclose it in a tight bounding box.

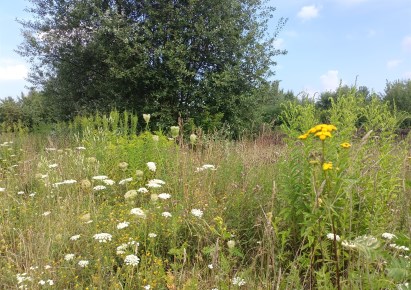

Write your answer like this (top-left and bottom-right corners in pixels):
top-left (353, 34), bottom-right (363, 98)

top-left (0, 93), bottom-right (410, 289)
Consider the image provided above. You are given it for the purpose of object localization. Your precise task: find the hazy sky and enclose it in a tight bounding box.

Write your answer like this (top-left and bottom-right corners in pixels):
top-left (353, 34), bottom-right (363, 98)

top-left (0, 0), bottom-right (410, 99)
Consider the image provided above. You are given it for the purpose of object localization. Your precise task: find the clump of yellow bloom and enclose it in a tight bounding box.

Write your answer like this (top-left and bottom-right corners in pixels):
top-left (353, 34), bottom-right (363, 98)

top-left (298, 124), bottom-right (337, 141)
top-left (340, 142), bottom-right (351, 148)
top-left (322, 162), bottom-right (333, 171)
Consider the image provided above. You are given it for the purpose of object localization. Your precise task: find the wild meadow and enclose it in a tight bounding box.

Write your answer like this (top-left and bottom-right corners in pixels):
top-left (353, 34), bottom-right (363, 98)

top-left (0, 90), bottom-right (410, 289)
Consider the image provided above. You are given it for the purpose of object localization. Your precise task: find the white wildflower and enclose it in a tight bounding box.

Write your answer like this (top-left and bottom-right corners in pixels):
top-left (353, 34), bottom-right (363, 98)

top-left (48, 164), bottom-right (58, 169)
top-left (147, 162), bottom-right (156, 172)
top-left (148, 233), bottom-right (157, 238)
top-left (137, 187), bottom-right (149, 193)
top-left (130, 207), bottom-right (146, 218)
top-left (158, 193), bottom-right (171, 200)
top-left (208, 264), bottom-right (213, 269)
top-left (42, 211), bottom-right (51, 216)
top-left (124, 254), bottom-right (140, 266)
top-left (93, 185), bottom-right (106, 191)
top-left (103, 179), bottom-right (115, 185)
top-left (78, 260), bottom-right (89, 268)
top-left (232, 276), bottom-right (246, 286)
top-left (382, 232), bottom-right (397, 240)
top-left (124, 190), bottom-right (138, 200)
top-left (93, 233), bottom-right (112, 243)
top-left (64, 253), bottom-right (75, 261)
top-left (117, 222), bottom-right (130, 230)
top-left (191, 208), bottom-right (203, 218)
top-left (70, 234), bottom-right (81, 241)
top-left (162, 211), bottom-right (172, 218)
top-left (92, 175), bottom-right (108, 180)
top-left (119, 177), bottom-right (133, 185)
top-left (326, 233), bottom-right (341, 242)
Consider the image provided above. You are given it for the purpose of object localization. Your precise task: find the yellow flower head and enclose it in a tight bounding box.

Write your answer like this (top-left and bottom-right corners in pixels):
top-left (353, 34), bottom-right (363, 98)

top-left (298, 133), bottom-right (309, 140)
top-left (315, 130), bottom-right (332, 140)
top-left (322, 162), bottom-right (333, 171)
top-left (340, 142), bottom-right (351, 149)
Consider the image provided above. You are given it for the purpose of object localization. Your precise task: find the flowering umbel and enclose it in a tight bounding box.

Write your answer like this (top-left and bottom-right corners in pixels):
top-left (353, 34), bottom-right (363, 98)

top-left (298, 124), bottom-right (337, 141)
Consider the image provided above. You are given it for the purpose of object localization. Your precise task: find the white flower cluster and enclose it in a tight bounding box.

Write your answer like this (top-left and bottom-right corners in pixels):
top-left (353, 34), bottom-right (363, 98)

top-left (232, 276), bottom-right (246, 286)
top-left (326, 233), bottom-right (341, 242)
top-left (117, 221), bottom-right (130, 229)
top-left (191, 208), bottom-right (203, 218)
top-left (195, 164), bottom-right (216, 172)
top-left (93, 233), bottom-right (112, 243)
top-left (381, 232), bottom-right (397, 240)
top-left (130, 208), bottom-right (146, 218)
top-left (124, 254), bottom-right (140, 266)
top-left (116, 240), bottom-right (138, 255)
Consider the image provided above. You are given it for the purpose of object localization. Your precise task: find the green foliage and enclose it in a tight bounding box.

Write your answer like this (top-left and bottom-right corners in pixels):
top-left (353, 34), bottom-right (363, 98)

top-left (383, 79), bottom-right (411, 127)
top-left (18, 0), bottom-right (287, 135)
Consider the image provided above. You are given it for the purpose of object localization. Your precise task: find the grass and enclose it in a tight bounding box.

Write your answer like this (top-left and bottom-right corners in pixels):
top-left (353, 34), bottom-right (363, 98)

top-left (0, 92), bottom-right (410, 289)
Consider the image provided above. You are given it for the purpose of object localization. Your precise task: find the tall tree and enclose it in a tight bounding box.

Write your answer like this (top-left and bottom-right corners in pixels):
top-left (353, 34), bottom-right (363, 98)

top-left (18, 0), bottom-right (287, 133)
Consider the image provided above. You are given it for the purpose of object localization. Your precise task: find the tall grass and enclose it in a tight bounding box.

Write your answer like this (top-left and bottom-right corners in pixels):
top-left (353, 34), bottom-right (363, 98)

top-left (0, 89), bottom-right (410, 289)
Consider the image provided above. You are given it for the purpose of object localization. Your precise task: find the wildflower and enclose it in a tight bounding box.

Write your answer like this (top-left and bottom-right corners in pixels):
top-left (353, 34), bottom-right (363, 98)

top-left (170, 126), bottom-right (180, 138)
top-left (78, 260), bottom-right (89, 268)
top-left (39, 280), bottom-right (46, 285)
top-left (47, 280), bottom-right (54, 285)
top-left (44, 265), bottom-right (52, 270)
top-left (315, 130), bottom-right (332, 140)
top-left (143, 285), bottom-right (151, 290)
top-left (150, 193), bottom-right (158, 201)
top-left (103, 179), bottom-right (115, 185)
top-left (322, 162), bottom-right (333, 171)
top-left (76, 146), bottom-right (86, 150)
top-left (92, 175), bottom-right (108, 180)
top-left (80, 179), bottom-right (91, 189)
top-left (93, 185), bottom-right (106, 191)
top-left (64, 254), bottom-right (75, 261)
top-left (152, 135), bottom-right (159, 142)
top-left (124, 254), bottom-right (140, 266)
top-left (298, 133), bottom-right (309, 140)
top-left (382, 232), bottom-right (397, 240)
top-left (42, 211), bottom-right (51, 216)
top-left (195, 164), bottom-right (216, 172)
top-left (118, 161), bottom-right (128, 170)
top-left (70, 234), bottom-right (81, 241)
top-left (148, 233), bottom-right (157, 238)
top-left (190, 133), bottom-right (197, 144)
top-left (80, 213), bottom-right (91, 222)
top-left (143, 114), bottom-right (150, 124)
top-left (135, 170), bottom-right (144, 179)
top-left (340, 142), bottom-right (351, 148)
top-left (130, 207), bottom-right (146, 219)
top-left (227, 240), bottom-right (236, 249)
top-left (124, 190), bottom-right (138, 200)
top-left (158, 193), bottom-right (171, 200)
top-left (147, 180), bottom-right (163, 188)
top-left (162, 211), bottom-right (172, 218)
top-left (0, 188), bottom-right (5, 192)
top-left (117, 222), bottom-right (130, 229)
top-left (208, 264), bottom-right (213, 269)
top-left (137, 187), bottom-right (149, 193)
top-left (147, 162), bottom-right (156, 172)
top-left (63, 179), bottom-right (77, 184)
top-left (341, 240), bottom-right (356, 249)
top-left (191, 208), bottom-right (203, 218)
top-left (232, 276), bottom-right (246, 286)
top-left (48, 163), bottom-right (58, 168)
top-left (326, 233), bottom-right (341, 242)
top-left (93, 233), bottom-right (112, 243)
top-left (119, 177), bottom-right (133, 185)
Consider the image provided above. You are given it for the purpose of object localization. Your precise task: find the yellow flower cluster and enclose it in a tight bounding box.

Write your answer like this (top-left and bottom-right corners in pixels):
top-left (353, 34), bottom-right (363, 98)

top-left (322, 162), bottom-right (333, 171)
top-left (298, 124), bottom-right (337, 141)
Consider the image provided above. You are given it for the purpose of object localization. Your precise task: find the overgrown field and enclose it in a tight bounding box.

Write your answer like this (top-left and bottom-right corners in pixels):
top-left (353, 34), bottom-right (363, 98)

top-left (0, 92), bottom-right (410, 289)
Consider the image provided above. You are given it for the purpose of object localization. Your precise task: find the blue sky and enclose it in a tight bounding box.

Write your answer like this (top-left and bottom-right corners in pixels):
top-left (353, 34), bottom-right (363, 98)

top-left (0, 0), bottom-right (410, 99)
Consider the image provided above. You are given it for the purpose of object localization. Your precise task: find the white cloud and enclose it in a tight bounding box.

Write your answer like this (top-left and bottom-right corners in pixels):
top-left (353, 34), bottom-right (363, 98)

top-left (386, 59), bottom-right (402, 69)
top-left (402, 35), bottom-right (411, 52)
top-left (404, 71), bottom-right (411, 79)
top-left (335, 0), bottom-right (369, 5)
top-left (0, 60), bottom-right (28, 81)
top-left (320, 70), bottom-right (341, 91)
top-left (297, 5), bottom-right (320, 21)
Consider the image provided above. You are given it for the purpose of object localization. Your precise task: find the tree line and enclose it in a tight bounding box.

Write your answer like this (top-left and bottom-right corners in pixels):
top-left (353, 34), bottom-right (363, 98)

top-left (2, 79), bottom-right (411, 134)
